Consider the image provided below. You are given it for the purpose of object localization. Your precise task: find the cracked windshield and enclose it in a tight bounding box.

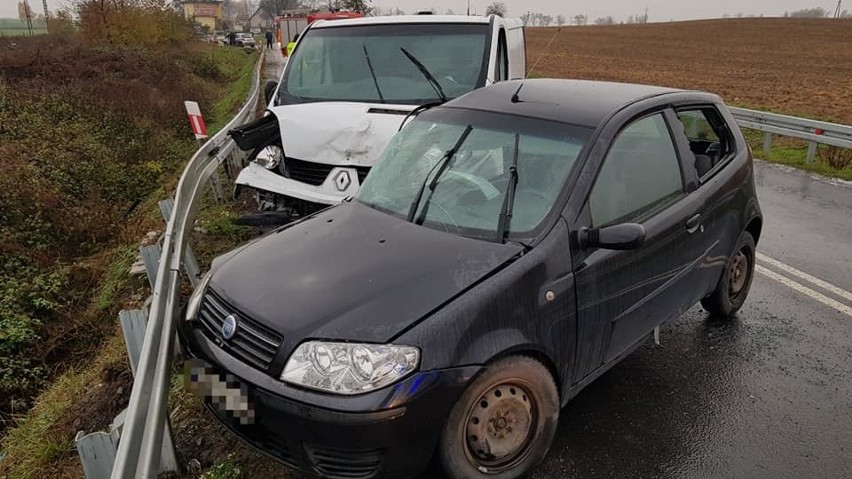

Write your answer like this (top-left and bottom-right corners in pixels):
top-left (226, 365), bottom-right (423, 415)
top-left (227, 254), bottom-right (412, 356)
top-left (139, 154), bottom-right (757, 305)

top-left (357, 110), bottom-right (589, 240)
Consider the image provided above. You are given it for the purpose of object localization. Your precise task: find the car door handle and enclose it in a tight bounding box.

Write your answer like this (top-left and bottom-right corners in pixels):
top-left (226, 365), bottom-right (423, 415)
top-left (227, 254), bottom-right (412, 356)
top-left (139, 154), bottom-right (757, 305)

top-left (686, 214), bottom-right (702, 234)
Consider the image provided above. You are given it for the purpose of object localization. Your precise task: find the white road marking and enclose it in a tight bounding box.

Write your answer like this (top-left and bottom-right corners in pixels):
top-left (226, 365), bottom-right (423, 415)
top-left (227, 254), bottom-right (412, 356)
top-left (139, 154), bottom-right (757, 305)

top-left (756, 265), bottom-right (852, 318)
top-left (757, 253), bottom-right (852, 303)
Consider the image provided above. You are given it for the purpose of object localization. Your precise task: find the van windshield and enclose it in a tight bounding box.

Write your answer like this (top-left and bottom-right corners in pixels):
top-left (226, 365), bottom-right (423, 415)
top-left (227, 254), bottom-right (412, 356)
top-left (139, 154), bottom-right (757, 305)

top-left (279, 23), bottom-right (490, 105)
top-left (357, 109), bottom-right (591, 241)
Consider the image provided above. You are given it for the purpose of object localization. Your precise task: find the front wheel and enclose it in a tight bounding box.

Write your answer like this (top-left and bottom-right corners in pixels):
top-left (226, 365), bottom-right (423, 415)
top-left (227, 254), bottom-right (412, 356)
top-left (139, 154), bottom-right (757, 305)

top-left (701, 231), bottom-right (756, 317)
top-left (439, 356), bottom-right (559, 479)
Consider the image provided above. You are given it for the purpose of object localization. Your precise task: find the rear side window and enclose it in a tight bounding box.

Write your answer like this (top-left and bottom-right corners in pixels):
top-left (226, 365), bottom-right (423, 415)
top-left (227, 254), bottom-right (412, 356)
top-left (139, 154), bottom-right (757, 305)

top-left (589, 114), bottom-right (684, 227)
top-left (675, 107), bottom-right (733, 180)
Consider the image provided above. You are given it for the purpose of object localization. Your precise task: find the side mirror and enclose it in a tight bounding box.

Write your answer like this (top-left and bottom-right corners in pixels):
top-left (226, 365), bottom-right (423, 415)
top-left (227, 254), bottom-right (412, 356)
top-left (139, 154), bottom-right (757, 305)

top-left (263, 80), bottom-right (278, 107)
top-left (579, 223), bottom-right (645, 251)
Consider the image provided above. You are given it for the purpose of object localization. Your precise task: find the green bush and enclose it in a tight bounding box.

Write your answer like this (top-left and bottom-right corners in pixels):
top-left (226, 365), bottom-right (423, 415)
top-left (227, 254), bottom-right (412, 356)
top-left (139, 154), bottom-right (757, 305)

top-left (0, 32), bottom-right (254, 424)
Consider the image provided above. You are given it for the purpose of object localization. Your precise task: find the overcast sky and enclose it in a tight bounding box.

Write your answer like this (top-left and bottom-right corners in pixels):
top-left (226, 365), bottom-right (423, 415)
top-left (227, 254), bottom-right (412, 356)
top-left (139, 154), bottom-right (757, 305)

top-left (378, 0), bottom-right (834, 20)
top-left (0, 0), bottom-right (838, 21)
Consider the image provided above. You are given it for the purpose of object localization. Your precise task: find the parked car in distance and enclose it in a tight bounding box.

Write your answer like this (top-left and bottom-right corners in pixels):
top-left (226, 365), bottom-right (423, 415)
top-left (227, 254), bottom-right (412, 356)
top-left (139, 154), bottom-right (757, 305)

top-left (235, 32), bottom-right (256, 47)
top-left (180, 79), bottom-right (762, 479)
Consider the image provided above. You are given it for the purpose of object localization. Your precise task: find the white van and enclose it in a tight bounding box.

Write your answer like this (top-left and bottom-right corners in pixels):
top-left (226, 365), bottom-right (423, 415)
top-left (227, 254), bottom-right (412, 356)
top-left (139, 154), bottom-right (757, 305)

top-left (232, 15), bottom-right (526, 217)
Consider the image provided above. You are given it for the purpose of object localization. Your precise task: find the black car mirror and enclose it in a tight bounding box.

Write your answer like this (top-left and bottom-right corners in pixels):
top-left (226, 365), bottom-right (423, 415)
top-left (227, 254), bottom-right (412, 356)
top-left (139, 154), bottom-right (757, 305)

top-left (579, 223), bottom-right (645, 251)
top-left (264, 80), bottom-right (278, 107)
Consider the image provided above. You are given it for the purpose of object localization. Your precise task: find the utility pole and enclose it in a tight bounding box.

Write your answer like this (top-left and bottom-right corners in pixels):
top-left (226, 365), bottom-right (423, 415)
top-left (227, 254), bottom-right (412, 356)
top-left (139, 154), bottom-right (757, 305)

top-left (23, 0), bottom-right (35, 37)
top-left (467, 0), bottom-right (471, 16)
top-left (644, 5), bottom-right (649, 23)
top-left (835, 0), bottom-right (843, 18)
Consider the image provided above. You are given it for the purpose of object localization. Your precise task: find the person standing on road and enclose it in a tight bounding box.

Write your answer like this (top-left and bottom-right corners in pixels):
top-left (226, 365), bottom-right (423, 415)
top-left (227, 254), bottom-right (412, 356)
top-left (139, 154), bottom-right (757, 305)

top-left (286, 33), bottom-right (300, 56)
top-left (265, 30), bottom-right (274, 50)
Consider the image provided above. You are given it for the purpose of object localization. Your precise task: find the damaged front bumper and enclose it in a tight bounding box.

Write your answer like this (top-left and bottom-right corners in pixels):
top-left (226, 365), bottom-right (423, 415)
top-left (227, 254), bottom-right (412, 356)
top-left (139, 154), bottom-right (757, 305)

top-left (235, 162), bottom-right (362, 207)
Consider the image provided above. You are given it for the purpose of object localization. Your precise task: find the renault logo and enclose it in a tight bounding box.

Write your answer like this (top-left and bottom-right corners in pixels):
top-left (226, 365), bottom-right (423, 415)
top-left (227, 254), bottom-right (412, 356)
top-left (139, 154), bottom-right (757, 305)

top-left (222, 314), bottom-right (238, 340)
top-left (334, 171), bottom-right (352, 192)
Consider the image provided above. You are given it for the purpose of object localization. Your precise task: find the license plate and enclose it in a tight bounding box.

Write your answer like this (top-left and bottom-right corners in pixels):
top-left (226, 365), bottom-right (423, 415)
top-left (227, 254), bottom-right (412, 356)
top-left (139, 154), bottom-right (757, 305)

top-left (184, 358), bottom-right (255, 425)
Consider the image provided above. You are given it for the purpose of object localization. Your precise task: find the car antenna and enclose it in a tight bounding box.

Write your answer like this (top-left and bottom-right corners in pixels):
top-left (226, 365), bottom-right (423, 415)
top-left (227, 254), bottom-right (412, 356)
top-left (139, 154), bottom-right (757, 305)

top-left (511, 82), bottom-right (525, 103)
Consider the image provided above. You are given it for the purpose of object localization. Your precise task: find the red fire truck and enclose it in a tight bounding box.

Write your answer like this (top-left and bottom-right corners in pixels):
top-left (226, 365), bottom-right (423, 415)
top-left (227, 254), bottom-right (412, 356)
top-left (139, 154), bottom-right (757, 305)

top-left (275, 10), bottom-right (364, 55)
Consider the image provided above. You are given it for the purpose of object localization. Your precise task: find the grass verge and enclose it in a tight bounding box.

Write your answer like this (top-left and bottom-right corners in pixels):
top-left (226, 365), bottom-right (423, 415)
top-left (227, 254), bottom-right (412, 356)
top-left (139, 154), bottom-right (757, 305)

top-left (0, 47), bottom-right (259, 479)
top-left (742, 129), bottom-right (852, 181)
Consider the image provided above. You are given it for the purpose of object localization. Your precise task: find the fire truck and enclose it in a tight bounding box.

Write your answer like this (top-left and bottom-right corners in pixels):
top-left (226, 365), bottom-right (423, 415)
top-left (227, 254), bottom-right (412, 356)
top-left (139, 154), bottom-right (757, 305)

top-left (275, 10), bottom-right (364, 54)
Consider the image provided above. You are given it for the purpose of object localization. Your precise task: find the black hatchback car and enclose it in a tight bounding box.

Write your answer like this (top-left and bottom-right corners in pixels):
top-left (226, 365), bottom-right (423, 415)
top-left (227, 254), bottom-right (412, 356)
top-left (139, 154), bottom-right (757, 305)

top-left (179, 79), bottom-right (762, 479)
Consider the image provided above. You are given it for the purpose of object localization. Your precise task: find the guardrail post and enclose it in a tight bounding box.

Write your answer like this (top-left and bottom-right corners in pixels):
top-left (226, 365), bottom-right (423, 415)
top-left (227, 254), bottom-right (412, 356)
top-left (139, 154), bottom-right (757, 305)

top-left (158, 199), bottom-right (202, 287)
top-left (806, 141), bottom-right (818, 163)
top-left (762, 132), bottom-right (773, 155)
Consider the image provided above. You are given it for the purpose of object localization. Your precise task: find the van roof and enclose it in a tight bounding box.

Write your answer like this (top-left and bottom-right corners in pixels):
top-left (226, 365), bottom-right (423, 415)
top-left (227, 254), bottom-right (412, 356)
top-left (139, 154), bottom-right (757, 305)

top-left (313, 15), bottom-right (494, 28)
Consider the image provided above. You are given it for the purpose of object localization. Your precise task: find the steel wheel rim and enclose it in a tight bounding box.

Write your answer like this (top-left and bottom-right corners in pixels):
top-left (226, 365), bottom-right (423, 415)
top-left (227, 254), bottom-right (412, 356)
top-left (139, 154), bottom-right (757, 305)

top-left (729, 250), bottom-right (749, 297)
top-left (463, 381), bottom-right (537, 473)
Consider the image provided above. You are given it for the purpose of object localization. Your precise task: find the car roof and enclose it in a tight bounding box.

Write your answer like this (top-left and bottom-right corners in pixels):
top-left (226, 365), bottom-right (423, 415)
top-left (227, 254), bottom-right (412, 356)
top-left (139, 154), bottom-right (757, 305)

top-left (444, 79), bottom-right (685, 128)
top-left (314, 15), bottom-right (493, 28)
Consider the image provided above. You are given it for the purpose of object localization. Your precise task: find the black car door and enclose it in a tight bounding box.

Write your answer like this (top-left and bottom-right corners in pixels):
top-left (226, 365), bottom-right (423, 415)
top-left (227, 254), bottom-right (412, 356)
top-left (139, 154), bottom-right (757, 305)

top-left (569, 110), bottom-right (709, 380)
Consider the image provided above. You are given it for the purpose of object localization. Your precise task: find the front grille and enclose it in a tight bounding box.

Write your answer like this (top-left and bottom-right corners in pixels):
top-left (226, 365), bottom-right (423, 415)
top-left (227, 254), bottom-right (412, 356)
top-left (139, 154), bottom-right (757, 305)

top-left (285, 158), bottom-right (334, 186)
top-left (355, 167), bottom-right (370, 186)
top-left (197, 290), bottom-right (283, 371)
top-left (305, 445), bottom-right (385, 479)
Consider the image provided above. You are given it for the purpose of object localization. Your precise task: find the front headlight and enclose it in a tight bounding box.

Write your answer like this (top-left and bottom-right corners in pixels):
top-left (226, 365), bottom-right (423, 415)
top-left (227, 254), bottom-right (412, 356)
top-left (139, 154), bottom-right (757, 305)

top-left (185, 271), bottom-right (212, 321)
top-left (254, 145), bottom-right (284, 171)
top-left (281, 342), bottom-right (420, 395)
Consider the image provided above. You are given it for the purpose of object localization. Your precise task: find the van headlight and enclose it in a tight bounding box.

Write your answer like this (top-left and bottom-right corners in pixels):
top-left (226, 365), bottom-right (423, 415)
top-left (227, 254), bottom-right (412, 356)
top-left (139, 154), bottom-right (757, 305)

top-left (254, 145), bottom-right (285, 171)
top-left (185, 272), bottom-right (212, 321)
top-left (281, 342), bottom-right (420, 395)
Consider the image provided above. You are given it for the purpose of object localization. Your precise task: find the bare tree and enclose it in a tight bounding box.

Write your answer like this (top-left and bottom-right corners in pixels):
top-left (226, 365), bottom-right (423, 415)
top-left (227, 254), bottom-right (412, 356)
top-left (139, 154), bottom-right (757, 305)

top-left (541, 14), bottom-right (552, 26)
top-left (485, 2), bottom-right (506, 17)
top-left (258, 0), bottom-right (299, 19)
top-left (572, 13), bottom-right (587, 26)
top-left (342, 0), bottom-right (372, 14)
top-left (556, 14), bottom-right (565, 26)
top-left (594, 15), bottom-right (615, 25)
top-left (788, 7), bottom-right (829, 17)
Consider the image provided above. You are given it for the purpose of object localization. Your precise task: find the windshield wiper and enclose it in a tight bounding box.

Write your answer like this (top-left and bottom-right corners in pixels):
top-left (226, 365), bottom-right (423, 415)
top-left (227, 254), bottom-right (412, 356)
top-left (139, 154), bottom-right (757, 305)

top-left (406, 125), bottom-right (474, 224)
top-left (362, 43), bottom-right (386, 104)
top-left (400, 47), bottom-right (448, 103)
top-left (497, 134), bottom-right (520, 243)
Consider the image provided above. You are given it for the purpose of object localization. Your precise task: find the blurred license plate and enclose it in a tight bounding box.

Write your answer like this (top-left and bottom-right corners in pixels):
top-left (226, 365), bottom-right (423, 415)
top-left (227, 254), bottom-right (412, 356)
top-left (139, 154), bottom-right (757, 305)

top-left (184, 358), bottom-right (255, 425)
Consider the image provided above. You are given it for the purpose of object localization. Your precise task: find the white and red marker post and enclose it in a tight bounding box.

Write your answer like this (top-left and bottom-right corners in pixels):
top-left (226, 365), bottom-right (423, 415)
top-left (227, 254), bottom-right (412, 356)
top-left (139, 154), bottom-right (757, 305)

top-left (184, 101), bottom-right (208, 144)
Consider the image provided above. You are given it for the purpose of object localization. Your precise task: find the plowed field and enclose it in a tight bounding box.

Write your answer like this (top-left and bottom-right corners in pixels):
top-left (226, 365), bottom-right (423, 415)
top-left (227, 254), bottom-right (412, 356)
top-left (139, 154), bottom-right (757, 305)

top-left (526, 18), bottom-right (852, 124)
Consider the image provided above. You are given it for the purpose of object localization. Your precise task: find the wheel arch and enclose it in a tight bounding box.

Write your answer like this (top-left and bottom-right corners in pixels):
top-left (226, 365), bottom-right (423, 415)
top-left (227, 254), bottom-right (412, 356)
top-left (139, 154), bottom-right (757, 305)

top-left (745, 215), bottom-right (763, 245)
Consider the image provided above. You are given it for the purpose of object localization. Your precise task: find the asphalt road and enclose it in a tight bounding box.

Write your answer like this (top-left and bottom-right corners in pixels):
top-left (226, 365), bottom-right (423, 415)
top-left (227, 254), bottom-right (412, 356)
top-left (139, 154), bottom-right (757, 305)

top-left (527, 161), bottom-right (852, 479)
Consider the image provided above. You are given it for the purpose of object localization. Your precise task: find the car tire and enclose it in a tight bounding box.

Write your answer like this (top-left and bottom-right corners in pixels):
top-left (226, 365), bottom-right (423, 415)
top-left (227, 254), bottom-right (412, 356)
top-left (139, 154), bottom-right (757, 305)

top-left (439, 356), bottom-right (559, 479)
top-left (701, 231), bottom-right (756, 318)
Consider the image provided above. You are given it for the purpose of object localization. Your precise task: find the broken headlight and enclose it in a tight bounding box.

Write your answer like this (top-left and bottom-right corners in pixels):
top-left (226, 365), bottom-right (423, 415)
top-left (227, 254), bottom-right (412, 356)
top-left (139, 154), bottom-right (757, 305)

top-left (254, 145), bottom-right (285, 171)
top-left (281, 342), bottom-right (420, 395)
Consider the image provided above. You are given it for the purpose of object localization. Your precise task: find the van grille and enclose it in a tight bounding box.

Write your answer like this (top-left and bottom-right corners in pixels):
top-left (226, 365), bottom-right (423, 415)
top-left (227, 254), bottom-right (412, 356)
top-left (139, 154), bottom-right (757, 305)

top-left (285, 158), bottom-right (334, 186)
top-left (197, 290), bottom-right (283, 371)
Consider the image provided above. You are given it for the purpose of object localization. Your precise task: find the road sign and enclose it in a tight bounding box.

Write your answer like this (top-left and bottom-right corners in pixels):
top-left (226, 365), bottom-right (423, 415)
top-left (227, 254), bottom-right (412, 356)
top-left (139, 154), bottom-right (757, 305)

top-left (184, 101), bottom-right (208, 140)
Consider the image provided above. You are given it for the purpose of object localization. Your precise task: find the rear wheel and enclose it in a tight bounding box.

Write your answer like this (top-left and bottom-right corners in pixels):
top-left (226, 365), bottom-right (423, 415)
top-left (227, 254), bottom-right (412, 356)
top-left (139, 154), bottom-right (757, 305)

top-left (439, 356), bottom-right (559, 479)
top-left (702, 231), bottom-right (756, 317)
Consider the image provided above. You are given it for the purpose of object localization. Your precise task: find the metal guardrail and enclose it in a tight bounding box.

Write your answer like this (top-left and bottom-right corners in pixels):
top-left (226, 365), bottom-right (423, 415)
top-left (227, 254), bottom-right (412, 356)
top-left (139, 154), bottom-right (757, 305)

top-left (730, 107), bottom-right (852, 162)
top-left (108, 52), bottom-right (264, 478)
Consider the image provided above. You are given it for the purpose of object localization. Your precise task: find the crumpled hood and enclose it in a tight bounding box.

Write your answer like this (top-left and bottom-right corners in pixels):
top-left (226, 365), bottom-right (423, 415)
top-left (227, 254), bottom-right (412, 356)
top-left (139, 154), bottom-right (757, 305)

top-left (269, 102), bottom-right (413, 167)
top-left (209, 203), bottom-right (522, 359)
